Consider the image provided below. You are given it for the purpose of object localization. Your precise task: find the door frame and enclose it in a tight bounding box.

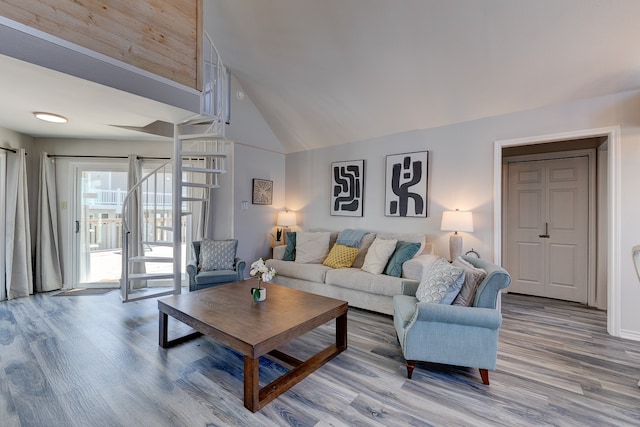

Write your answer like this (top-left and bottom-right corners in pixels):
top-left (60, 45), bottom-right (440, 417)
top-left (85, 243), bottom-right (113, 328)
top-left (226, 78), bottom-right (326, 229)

top-left (502, 150), bottom-right (596, 306)
top-left (494, 126), bottom-right (621, 337)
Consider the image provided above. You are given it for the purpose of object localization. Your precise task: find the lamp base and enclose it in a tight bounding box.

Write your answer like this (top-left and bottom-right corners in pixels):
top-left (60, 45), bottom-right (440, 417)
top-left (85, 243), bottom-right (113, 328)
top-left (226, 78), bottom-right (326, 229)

top-left (449, 234), bottom-right (462, 262)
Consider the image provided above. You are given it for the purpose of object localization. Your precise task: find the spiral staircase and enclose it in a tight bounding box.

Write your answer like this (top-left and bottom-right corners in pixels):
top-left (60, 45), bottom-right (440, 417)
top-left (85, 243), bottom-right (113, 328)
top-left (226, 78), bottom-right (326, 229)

top-left (120, 32), bottom-right (229, 302)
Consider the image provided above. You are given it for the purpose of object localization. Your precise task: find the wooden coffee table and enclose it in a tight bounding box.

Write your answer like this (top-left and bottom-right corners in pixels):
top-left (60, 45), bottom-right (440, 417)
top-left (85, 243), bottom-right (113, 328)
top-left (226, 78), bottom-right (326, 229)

top-left (157, 280), bottom-right (348, 412)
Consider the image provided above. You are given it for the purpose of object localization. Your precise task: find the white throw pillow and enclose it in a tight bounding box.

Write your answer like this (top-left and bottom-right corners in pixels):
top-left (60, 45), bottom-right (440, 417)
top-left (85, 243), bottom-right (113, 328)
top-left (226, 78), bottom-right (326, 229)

top-left (361, 238), bottom-right (398, 275)
top-left (295, 231), bottom-right (331, 263)
top-left (416, 258), bottom-right (464, 304)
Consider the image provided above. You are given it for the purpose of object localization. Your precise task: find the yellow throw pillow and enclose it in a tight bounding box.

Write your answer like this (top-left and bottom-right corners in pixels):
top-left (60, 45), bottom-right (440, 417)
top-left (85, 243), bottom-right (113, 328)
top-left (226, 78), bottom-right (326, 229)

top-left (323, 244), bottom-right (360, 269)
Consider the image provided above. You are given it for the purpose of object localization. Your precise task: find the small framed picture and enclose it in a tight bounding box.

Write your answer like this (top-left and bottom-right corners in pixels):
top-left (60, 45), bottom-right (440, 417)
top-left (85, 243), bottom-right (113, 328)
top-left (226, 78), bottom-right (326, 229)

top-left (252, 179), bottom-right (273, 205)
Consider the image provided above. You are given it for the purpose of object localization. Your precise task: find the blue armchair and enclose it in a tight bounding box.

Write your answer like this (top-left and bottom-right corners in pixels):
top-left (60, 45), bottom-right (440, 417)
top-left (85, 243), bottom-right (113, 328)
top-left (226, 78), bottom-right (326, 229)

top-left (393, 256), bottom-right (511, 384)
top-left (186, 240), bottom-right (245, 292)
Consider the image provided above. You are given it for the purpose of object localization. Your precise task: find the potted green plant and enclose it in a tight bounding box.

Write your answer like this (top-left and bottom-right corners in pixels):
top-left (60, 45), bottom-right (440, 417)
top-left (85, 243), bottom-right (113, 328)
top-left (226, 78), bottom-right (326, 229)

top-left (249, 258), bottom-right (276, 301)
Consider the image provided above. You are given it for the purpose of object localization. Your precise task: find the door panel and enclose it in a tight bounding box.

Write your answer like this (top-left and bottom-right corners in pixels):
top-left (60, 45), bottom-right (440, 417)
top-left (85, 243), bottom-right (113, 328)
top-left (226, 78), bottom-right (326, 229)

top-left (506, 156), bottom-right (589, 303)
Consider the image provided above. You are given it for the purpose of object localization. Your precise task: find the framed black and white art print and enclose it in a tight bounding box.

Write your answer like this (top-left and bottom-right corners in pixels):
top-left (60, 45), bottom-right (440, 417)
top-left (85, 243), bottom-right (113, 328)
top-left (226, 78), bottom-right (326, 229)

top-left (331, 160), bottom-right (365, 216)
top-left (385, 151), bottom-right (428, 217)
top-left (252, 178), bottom-right (273, 205)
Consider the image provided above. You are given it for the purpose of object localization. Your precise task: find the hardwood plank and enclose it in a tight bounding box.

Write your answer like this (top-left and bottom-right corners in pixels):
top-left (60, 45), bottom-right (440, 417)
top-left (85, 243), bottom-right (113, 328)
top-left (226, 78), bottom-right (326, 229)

top-left (1, 291), bottom-right (640, 426)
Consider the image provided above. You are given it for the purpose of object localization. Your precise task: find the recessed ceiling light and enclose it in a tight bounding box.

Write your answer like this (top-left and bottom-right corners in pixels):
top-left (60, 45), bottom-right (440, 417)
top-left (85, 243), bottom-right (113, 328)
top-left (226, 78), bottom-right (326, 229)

top-left (33, 112), bottom-right (68, 123)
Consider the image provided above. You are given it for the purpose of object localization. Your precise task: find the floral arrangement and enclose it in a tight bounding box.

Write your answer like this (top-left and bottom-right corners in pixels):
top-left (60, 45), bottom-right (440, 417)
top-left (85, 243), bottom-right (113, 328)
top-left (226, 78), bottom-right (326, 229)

top-left (250, 258), bottom-right (276, 287)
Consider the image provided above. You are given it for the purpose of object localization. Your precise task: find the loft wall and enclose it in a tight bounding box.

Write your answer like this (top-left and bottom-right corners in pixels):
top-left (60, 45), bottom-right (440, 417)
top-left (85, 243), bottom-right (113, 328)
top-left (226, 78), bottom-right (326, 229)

top-left (0, 0), bottom-right (201, 89)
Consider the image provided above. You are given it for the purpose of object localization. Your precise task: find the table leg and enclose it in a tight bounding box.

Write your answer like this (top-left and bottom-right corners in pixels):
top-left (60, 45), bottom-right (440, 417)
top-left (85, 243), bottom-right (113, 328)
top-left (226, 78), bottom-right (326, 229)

top-left (336, 311), bottom-right (347, 350)
top-left (159, 311), bottom-right (169, 348)
top-left (244, 356), bottom-right (260, 412)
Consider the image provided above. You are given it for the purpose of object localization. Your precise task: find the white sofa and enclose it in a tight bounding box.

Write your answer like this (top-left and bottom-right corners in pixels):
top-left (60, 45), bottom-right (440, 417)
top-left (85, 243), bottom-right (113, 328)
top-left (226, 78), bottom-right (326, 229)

top-left (265, 231), bottom-right (437, 315)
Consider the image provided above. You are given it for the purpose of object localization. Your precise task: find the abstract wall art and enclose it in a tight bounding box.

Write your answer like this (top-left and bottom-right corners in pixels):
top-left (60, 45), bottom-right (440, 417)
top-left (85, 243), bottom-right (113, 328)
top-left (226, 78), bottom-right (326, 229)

top-left (252, 178), bottom-right (273, 205)
top-left (331, 160), bottom-right (365, 216)
top-left (385, 151), bottom-right (428, 217)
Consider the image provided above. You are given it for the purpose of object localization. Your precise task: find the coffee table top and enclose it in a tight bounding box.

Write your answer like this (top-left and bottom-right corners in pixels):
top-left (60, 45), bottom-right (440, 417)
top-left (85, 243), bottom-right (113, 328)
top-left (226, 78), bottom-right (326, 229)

top-left (158, 279), bottom-right (347, 358)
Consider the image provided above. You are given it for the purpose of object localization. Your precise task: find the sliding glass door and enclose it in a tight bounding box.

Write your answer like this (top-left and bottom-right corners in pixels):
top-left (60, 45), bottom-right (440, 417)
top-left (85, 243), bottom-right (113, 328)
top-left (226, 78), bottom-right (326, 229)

top-left (75, 164), bottom-right (128, 286)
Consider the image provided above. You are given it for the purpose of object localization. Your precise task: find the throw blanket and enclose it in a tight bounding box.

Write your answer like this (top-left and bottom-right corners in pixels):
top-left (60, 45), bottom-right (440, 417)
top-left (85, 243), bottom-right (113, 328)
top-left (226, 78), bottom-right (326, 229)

top-left (336, 229), bottom-right (368, 248)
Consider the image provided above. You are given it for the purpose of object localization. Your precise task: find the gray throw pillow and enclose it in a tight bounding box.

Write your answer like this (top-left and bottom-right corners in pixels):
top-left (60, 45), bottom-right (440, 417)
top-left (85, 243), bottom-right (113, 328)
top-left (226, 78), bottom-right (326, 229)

top-left (199, 240), bottom-right (237, 271)
top-left (416, 258), bottom-right (464, 304)
top-left (452, 257), bottom-right (486, 306)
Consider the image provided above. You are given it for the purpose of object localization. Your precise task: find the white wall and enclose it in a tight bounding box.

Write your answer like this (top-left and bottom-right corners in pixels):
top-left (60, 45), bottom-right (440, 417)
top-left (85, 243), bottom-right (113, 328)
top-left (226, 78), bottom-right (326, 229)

top-left (286, 89), bottom-right (640, 339)
top-left (225, 75), bottom-right (287, 276)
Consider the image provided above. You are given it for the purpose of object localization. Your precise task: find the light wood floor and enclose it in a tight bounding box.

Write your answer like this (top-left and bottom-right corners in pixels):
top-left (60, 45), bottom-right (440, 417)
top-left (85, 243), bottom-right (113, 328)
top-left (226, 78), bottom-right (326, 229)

top-left (0, 291), bottom-right (639, 426)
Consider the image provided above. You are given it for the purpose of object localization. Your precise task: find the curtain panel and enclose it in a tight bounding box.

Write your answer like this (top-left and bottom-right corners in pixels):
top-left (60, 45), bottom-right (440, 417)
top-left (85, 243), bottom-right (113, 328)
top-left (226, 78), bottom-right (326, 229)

top-left (36, 152), bottom-right (63, 292)
top-left (4, 148), bottom-right (33, 299)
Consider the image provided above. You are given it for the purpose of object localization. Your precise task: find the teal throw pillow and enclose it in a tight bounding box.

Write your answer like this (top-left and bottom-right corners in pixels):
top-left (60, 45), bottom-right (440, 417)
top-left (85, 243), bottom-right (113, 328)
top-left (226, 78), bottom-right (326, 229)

top-left (282, 232), bottom-right (297, 261)
top-left (384, 241), bottom-right (421, 277)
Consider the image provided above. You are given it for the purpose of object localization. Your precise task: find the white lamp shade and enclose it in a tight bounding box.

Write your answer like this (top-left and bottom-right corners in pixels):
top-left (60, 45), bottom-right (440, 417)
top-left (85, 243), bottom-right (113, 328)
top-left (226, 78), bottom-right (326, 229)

top-left (440, 210), bottom-right (474, 233)
top-left (277, 210), bottom-right (297, 227)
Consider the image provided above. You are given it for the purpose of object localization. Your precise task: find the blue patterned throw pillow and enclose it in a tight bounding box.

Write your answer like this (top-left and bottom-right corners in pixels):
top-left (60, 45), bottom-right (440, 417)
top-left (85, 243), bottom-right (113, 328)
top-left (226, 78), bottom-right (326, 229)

top-left (416, 258), bottom-right (464, 304)
top-left (199, 240), bottom-right (237, 271)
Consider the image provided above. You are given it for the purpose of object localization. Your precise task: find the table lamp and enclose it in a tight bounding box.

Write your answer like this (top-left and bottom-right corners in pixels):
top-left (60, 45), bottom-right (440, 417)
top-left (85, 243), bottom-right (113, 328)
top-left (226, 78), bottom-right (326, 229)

top-left (276, 210), bottom-right (297, 244)
top-left (441, 210), bottom-right (474, 261)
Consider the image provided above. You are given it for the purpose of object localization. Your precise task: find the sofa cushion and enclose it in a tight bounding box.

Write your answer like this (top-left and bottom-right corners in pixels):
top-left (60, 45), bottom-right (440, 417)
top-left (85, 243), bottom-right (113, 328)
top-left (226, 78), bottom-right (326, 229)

top-left (199, 239), bottom-right (237, 271)
top-left (325, 268), bottom-right (409, 297)
top-left (266, 258), bottom-right (331, 283)
top-left (377, 232), bottom-right (425, 255)
top-left (361, 238), bottom-right (398, 274)
top-left (323, 244), bottom-right (360, 269)
top-left (295, 231), bottom-right (331, 263)
top-left (195, 269), bottom-right (238, 285)
top-left (452, 256), bottom-right (487, 306)
top-left (384, 241), bottom-right (421, 277)
top-left (282, 231), bottom-right (297, 261)
top-left (416, 258), bottom-right (464, 304)
top-left (351, 233), bottom-right (376, 269)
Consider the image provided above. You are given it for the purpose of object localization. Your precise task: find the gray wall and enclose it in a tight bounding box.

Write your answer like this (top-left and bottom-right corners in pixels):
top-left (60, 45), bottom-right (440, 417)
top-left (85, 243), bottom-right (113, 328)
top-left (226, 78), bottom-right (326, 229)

top-left (285, 89), bottom-right (640, 340)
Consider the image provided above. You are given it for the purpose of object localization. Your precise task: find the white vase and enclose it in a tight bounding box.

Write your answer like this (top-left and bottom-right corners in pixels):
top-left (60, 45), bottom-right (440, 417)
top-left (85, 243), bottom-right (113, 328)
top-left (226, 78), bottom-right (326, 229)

top-left (251, 286), bottom-right (266, 302)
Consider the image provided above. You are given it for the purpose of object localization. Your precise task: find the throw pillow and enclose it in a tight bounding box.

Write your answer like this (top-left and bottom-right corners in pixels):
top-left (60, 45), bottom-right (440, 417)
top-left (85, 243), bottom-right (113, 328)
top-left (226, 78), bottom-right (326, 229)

top-left (416, 258), bottom-right (464, 304)
top-left (361, 238), bottom-right (398, 275)
top-left (351, 233), bottom-right (376, 269)
top-left (323, 244), bottom-right (360, 269)
top-left (199, 240), bottom-right (237, 271)
top-left (295, 231), bottom-right (331, 263)
top-left (452, 257), bottom-right (487, 306)
top-left (384, 241), bottom-right (421, 277)
top-left (282, 231), bottom-right (297, 261)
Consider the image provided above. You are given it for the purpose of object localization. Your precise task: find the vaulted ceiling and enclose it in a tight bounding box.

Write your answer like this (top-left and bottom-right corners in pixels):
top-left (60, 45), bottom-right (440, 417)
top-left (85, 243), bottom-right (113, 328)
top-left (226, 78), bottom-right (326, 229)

top-left (1, 1), bottom-right (640, 153)
top-left (205, 0), bottom-right (640, 153)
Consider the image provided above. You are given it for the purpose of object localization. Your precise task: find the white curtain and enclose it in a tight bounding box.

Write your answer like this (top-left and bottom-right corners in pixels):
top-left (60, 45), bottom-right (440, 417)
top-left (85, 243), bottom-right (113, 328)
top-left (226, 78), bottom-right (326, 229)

top-left (126, 155), bottom-right (146, 285)
top-left (5, 148), bottom-right (33, 299)
top-left (36, 152), bottom-right (63, 292)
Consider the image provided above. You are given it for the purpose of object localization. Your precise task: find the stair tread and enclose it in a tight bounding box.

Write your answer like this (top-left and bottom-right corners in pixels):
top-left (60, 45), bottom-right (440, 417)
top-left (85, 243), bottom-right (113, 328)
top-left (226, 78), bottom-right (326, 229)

top-left (127, 273), bottom-right (175, 280)
top-left (141, 241), bottom-right (174, 247)
top-left (181, 182), bottom-right (220, 188)
top-left (129, 256), bottom-right (174, 262)
top-left (180, 152), bottom-right (227, 158)
top-left (179, 133), bottom-right (226, 141)
top-left (182, 197), bottom-right (208, 202)
top-left (182, 167), bottom-right (225, 173)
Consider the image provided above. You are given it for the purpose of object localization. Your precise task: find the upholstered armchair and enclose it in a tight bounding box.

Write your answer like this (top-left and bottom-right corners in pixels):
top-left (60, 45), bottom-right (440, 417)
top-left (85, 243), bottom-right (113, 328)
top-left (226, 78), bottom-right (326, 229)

top-left (186, 240), bottom-right (245, 292)
top-left (393, 256), bottom-right (511, 384)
